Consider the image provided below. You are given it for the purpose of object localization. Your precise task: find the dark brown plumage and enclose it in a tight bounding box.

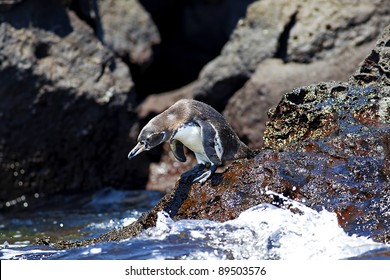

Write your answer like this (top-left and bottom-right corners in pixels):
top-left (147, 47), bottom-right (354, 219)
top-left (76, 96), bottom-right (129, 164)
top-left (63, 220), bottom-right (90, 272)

top-left (128, 99), bottom-right (254, 183)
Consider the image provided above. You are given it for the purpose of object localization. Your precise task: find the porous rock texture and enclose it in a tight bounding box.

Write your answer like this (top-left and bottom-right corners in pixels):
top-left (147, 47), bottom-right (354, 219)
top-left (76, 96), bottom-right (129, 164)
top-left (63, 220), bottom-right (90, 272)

top-left (53, 25), bottom-right (390, 250)
top-left (143, 0), bottom-right (390, 190)
top-left (220, 0), bottom-right (390, 149)
top-left (196, 0), bottom-right (388, 105)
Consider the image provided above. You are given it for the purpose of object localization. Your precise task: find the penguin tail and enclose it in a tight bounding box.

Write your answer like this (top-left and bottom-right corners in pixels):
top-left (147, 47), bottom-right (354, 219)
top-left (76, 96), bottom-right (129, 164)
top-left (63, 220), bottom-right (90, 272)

top-left (247, 148), bottom-right (256, 159)
top-left (236, 144), bottom-right (256, 160)
top-left (244, 147), bottom-right (256, 159)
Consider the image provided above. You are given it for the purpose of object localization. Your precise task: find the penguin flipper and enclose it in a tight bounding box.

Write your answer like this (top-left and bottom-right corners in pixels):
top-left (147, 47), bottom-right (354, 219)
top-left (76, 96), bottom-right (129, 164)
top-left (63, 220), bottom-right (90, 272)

top-left (189, 119), bottom-right (222, 184)
top-left (169, 139), bottom-right (187, 162)
top-left (195, 119), bottom-right (222, 165)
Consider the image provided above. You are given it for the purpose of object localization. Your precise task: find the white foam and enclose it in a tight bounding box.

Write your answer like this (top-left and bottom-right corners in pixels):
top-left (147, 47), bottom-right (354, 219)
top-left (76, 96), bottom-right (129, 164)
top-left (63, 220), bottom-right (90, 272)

top-left (0, 245), bottom-right (60, 260)
top-left (141, 200), bottom-right (387, 260)
top-left (87, 217), bottom-right (137, 231)
top-left (82, 247), bottom-right (102, 255)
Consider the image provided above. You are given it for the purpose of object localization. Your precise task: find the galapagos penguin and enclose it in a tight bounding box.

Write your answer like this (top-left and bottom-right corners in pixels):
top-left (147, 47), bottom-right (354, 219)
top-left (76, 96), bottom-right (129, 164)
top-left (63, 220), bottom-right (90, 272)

top-left (128, 99), bottom-right (254, 183)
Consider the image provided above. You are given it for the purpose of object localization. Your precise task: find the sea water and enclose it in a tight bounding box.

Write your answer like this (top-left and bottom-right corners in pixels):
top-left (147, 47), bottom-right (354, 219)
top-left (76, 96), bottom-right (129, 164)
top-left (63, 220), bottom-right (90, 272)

top-left (0, 188), bottom-right (388, 260)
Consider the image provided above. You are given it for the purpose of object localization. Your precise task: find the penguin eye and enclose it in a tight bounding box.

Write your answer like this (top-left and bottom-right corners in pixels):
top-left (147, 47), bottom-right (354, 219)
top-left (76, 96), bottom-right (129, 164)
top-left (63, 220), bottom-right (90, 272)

top-left (148, 132), bottom-right (166, 147)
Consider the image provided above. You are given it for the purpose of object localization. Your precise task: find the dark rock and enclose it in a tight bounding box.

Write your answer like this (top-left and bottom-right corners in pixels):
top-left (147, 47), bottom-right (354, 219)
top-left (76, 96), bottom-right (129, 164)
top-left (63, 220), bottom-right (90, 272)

top-left (350, 25), bottom-right (390, 87)
top-left (194, 0), bottom-right (390, 112)
top-left (53, 24), bottom-right (390, 249)
top-left (0, 0), bottom-right (149, 211)
top-left (261, 84), bottom-right (390, 243)
top-left (223, 41), bottom-right (376, 149)
top-left (139, 0), bottom-right (390, 188)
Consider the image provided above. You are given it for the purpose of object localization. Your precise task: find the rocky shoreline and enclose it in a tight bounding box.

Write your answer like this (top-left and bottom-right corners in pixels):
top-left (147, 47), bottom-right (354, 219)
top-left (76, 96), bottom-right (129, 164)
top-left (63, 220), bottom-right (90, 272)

top-left (54, 24), bottom-right (390, 249)
top-left (0, 1), bottom-right (389, 250)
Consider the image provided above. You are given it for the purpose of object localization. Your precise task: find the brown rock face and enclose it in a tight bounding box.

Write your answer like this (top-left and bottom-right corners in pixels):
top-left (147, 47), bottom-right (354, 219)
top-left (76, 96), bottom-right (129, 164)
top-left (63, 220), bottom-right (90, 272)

top-left (223, 42), bottom-right (376, 149)
top-left (145, 25), bottom-right (390, 244)
top-left (144, 0), bottom-right (390, 185)
top-left (196, 0), bottom-right (389, 148)
top-left (54, 25), bottom-right (390, 249)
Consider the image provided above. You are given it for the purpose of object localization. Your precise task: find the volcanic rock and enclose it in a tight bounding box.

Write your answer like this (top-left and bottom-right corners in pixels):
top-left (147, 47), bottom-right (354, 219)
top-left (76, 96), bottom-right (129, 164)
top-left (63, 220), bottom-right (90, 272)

top-left (0, 0), bottom-right (149, 211)
top-left (143, 0), bottom-right (390, 189)
top-left (53, 24), bottom-right (390, 249)
top-left (223, 42), bottom-right (376, 149)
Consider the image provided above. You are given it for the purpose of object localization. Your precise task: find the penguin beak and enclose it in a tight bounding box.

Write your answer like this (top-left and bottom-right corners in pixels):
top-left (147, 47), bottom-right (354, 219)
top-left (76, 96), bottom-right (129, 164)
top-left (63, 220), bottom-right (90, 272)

top-left (128, 142), bottom-right (146, 160)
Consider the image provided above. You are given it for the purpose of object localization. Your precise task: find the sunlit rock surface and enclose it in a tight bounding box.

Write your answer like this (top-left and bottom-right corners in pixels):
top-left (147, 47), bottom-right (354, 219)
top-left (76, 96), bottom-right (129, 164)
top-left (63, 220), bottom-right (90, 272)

top-left (194, 0), bottom-right (390, 111)
top-left (144, 0), bottom-right (390, 188)
top-left (53, 25), bottom-right (390, 249)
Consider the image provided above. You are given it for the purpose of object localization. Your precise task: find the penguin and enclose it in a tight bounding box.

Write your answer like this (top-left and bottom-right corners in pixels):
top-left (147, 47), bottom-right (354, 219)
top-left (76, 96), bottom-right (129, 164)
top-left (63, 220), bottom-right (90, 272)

top-left (128, 99), bottom-right (255, 183)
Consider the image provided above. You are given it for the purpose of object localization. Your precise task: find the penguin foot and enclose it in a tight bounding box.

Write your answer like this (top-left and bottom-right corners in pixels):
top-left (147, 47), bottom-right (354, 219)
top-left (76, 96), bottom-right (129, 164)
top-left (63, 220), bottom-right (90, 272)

top-left (193, 170), bottom-right (212, 184)
top-left (192, 164), bottom-right (218, 184)
top-left (182, 164), bottom-right (205, 176)
top-left (180, 164), bottom-right (206, 181)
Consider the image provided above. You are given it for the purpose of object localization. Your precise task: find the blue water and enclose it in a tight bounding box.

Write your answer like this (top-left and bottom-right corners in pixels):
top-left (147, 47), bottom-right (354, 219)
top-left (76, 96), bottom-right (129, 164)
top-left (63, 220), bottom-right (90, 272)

top-left (0, 188), bottom-right (389, 260)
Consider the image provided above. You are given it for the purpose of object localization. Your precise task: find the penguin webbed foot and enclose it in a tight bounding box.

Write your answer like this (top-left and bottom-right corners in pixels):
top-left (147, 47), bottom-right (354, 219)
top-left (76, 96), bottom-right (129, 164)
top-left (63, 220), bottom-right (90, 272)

top-left (193, 170), bottom-right (212, 184)
top-left (180, 164), bottom-right (218, 184)
top-left (180, 163), bottom-right (205, 181)
top-left (192, 164), bottom-right (218, 184)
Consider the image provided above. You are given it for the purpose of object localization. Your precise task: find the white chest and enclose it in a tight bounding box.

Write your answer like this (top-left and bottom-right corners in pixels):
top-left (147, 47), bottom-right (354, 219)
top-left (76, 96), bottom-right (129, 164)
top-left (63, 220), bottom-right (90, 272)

top-left (172, 125), bottom-right (204, 154)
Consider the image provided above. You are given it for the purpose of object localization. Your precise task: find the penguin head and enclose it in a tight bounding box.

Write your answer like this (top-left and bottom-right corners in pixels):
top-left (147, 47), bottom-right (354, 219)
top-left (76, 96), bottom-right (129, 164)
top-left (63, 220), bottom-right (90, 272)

top-left (128, 125), bottom-right (169, 160)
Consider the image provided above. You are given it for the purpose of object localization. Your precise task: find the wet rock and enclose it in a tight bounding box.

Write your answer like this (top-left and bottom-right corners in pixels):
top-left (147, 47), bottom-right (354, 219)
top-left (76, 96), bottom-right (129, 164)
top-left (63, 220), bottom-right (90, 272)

top-left (52, 24), bottom-right (390, 249)
top-left (194, 0), bottom-right (390, 112)
top-left (139, 0), bottom-right (390, 189)
top-left (0, 0), bottom-right (149, 211)
top-left (223, 42), bottom-right (376, 149)
top-left (349, 248), bottom-right (390, 260)
top-left (53, 181), bottom-right (187, 248)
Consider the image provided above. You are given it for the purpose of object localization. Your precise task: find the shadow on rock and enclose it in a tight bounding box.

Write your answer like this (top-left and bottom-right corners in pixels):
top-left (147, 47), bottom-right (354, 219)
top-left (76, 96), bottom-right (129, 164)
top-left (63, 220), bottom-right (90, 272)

top-left (52, 25), bottom-right (390, 249)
